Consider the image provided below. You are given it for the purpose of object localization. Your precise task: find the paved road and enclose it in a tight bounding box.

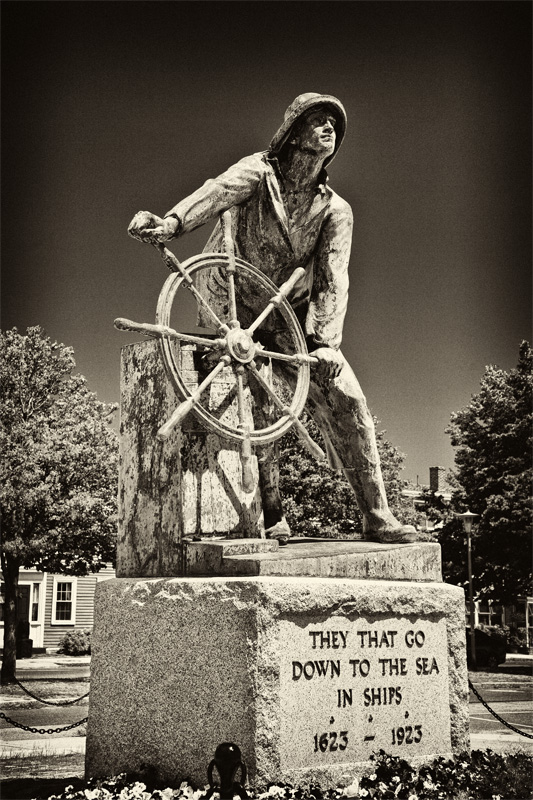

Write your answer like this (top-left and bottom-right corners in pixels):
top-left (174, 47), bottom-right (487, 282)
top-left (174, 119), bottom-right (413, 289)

top-left (468, 672), bottom-right (533, 754)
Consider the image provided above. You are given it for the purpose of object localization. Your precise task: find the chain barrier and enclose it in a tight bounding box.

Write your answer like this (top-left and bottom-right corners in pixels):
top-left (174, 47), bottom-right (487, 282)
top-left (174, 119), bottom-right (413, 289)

top-left (469, 678), bottom-right (533, 739)
top-left (4, 680), bottom-right (531, 741)
top-left (0, 711), bottom-right (88, 735)
top-left (14, 677), bottom-right (89, 706)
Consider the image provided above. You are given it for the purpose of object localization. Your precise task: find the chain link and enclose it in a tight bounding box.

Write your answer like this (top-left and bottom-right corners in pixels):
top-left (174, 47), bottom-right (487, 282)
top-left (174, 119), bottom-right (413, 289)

top-left (0, 711), bottom-right (88, 735)
top-left (14, 677), bottom-right (89, 706)
top-left (469, 678), bottom-right (533, 739)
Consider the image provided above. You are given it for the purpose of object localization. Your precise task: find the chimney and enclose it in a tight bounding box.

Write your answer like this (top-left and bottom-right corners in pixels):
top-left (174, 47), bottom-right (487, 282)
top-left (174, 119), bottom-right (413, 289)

top-left (429, 466), bottom-right (446, 493)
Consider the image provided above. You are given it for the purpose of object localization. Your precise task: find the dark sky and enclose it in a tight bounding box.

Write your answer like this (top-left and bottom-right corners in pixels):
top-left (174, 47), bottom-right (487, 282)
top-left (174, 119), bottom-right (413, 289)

top-left (2, 1), bottom-right (531, 484)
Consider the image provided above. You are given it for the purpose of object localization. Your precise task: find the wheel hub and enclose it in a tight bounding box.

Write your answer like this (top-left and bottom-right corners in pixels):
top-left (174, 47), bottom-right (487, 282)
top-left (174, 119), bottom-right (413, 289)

top-left (226, 328), bottom-right (256, 363)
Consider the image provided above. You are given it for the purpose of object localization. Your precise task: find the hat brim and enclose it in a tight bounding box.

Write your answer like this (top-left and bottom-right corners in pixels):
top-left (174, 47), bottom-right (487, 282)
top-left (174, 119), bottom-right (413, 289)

top-left (269, 94), bottom-right (347, 159)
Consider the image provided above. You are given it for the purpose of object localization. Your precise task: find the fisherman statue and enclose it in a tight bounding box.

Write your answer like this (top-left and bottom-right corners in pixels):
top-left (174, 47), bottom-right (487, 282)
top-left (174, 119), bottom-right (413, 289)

top-left (128, 92), bottom-right (417, 546)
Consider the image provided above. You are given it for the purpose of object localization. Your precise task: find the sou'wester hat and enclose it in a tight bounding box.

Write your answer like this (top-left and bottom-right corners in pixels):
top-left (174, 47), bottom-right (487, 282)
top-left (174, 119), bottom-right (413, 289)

top-left (269, 92), bottom-right (347, 166)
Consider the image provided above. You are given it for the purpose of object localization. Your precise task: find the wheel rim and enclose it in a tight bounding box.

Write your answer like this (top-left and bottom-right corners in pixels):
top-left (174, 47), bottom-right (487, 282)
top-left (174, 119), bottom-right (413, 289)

top-left (155, 253), bottom-right (311, 445)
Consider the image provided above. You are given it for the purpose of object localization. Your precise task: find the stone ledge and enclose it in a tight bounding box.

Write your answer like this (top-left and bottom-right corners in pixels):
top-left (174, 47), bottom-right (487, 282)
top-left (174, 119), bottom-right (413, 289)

top-left (185, 537), bottom-right (278, 574)
top-left (185, 537), bottom-right (442, 582)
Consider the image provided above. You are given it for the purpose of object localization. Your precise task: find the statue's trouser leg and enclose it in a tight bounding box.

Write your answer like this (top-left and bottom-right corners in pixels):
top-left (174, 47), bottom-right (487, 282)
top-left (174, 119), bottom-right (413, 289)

top-left (251, 352), bottom-right (403, 533)
top-left (248, 362), bottom-right (286, 531)
top-left (302, 356), bottom-right (400, 533)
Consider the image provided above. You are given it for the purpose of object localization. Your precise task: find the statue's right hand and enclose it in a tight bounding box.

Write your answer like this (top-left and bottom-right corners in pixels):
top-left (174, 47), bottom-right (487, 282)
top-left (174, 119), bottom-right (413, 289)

top-left (127, 211), bottom-right (178, 242)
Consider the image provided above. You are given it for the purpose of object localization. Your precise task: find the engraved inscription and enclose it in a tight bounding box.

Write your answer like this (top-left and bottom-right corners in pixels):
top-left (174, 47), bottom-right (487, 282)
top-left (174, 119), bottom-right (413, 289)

top-left (279, 618), bottom-right (452, 770)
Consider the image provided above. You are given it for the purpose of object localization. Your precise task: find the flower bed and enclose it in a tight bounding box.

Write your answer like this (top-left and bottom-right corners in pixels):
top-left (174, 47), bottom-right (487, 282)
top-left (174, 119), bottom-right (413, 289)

top-left (47, 750), bottom-right (532, 800)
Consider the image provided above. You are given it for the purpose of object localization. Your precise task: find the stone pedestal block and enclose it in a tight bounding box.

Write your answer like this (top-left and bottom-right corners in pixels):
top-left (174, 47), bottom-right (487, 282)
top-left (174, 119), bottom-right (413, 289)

top-left (117, 340), bottom-right (263, 578)
top-left (185, 538), bottom-right (443, 581)
top-left (86, 576), bottom-right (469, 791)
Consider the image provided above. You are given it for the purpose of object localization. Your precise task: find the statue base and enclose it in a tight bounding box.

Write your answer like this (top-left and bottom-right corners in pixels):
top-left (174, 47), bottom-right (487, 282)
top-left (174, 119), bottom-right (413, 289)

top-left (85, 570), bottom-right (469, 791)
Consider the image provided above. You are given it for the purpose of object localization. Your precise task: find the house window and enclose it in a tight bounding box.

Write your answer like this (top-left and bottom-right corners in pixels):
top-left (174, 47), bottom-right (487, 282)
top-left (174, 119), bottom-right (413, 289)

top-left (31, 583), bottom-right (40, 622)
top-left (51, 578), bottom-right (77, 625)
top-left (476, 600), bottom-right (503, 627)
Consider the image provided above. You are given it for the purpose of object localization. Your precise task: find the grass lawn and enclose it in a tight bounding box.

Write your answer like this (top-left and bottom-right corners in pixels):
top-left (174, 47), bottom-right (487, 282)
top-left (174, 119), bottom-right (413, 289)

top-left (1, 753), bottom-right (86, 799)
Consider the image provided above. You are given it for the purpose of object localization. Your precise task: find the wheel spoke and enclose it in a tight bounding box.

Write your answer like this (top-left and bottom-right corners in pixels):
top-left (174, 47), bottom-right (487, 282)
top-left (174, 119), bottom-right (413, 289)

top-left (221, 211), bottom-right (239, 326)
top-left (234, 367), bottom-right (247, 427)
top-left (247, 267), bottom-right (306, 335)
top-left (157, 357), bottom-right (230, 440)
top-left (255, 346), bottom-right (318, 366)
top-left (247, 362), bottom-right (325, 461)
top-left (114, 318), bottom-right (225, 350)
top-left (153, 242), bottom-right (230, 334)
top-left (233, 365), bottom-right (255, 493)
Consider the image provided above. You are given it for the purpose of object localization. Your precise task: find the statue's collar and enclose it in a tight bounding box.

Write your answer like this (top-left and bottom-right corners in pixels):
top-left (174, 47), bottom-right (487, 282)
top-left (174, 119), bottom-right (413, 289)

top-left (266, 152), bottom-right (329, 196)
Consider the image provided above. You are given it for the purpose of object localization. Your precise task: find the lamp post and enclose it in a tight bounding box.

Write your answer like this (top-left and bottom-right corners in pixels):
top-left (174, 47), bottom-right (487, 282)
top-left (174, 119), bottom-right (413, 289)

top-left (456, 510), bottom-right (479, 671)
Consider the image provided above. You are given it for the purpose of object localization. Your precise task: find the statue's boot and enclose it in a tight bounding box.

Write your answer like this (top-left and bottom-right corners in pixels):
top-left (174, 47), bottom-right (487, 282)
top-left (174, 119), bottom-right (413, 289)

top-left (342, 467), bottom-right (417, 543)
top-left (264, 519), bottom-right (291, 546)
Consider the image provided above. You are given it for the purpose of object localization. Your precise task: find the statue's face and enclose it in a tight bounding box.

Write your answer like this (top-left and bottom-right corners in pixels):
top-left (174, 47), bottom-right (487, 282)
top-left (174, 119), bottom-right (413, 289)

top-left (294, 109), bottom-right (337, 158)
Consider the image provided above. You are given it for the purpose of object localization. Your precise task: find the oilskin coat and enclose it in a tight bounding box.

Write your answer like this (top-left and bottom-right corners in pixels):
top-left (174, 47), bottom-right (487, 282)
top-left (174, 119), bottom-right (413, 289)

top-left (165, 151), bottom-right (353, 351)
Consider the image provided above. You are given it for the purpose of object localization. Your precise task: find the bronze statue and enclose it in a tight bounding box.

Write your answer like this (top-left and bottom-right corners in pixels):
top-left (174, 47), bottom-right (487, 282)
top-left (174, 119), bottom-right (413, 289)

top-left (128, 92), bottom-right (417, 545)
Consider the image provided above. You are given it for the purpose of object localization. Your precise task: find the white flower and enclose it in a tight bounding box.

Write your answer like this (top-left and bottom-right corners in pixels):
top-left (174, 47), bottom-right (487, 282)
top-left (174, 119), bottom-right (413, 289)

top-left (84, 791), bottom-right (100, 800)
top-left (392, 776), bottom-right (400, 783)
top-left (368, 774), bottom-right (377, 781)
top-left (341, 778), bottom-right (359, 797)
top-left (266, 787), bottom-right (286, 798)
top-left (176, 783), bottom-right (199, 799)
top-left (360, 791), bottom-right (369, 798)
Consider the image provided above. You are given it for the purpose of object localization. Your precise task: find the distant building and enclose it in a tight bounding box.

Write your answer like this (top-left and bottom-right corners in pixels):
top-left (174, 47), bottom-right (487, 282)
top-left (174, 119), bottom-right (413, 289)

top-left (401, 466), bottom-right (453, 524)
top-left (0, 564), bottom-right (115, 654)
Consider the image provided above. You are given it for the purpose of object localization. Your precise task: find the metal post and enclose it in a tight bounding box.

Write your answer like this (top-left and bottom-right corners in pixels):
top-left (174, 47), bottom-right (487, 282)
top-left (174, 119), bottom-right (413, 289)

top-left (455, 510), bottom-right (479, 671)
top-left (467, 527), bottom-right (477, 670)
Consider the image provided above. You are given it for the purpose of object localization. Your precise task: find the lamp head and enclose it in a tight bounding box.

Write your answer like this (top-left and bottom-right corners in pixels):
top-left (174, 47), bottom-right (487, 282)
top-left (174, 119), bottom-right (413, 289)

top-left (455, 510), bottom-right (479, 534)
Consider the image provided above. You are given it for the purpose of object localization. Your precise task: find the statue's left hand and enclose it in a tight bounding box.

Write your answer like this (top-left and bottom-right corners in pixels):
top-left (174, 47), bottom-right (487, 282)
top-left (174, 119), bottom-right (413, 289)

top-left (309, 347), bottom-right (344, 380)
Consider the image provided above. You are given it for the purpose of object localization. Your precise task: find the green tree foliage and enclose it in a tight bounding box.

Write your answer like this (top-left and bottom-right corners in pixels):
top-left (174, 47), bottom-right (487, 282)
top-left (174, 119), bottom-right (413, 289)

top-left (439, 341), bottom-right (532, 604)
top-left (278, 411), bottom-right (417, 538)
top-left (0, 327), bottom-right (118, 683)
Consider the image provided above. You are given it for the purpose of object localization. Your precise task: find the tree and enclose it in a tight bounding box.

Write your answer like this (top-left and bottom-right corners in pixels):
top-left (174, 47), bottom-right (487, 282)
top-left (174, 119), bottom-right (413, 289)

top-left (439, 341), bottom-right (532, 604)
top-left (0, 327), bottom-right (118, 684)
top-left (278, 410), bottom-right (417, 538)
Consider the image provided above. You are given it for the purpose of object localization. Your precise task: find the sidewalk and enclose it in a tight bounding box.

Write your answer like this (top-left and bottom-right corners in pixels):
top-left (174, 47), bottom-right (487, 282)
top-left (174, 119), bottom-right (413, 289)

top-left (14, 654), bottom-right (91, 670)
top-left (1, 737), bottom-right (86, 757)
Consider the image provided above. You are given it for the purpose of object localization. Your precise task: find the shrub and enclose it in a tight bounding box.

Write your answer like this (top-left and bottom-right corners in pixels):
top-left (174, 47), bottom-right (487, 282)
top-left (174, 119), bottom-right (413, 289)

top-left (57, 629), bottom-right (91, 656)
top-left (507, 627), bottom-right (528, 653)
top-left (46, 749), bottom-right (533, 799)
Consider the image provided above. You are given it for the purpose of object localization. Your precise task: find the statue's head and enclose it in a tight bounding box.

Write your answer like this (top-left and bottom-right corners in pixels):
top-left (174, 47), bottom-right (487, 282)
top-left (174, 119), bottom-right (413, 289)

top-left (269, 93), bottom-right (347, 166)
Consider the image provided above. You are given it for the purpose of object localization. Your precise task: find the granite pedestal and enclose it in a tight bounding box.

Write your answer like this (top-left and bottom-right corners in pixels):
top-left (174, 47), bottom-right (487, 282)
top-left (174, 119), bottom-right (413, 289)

top-left (86, 549), bottom-right (469, 790)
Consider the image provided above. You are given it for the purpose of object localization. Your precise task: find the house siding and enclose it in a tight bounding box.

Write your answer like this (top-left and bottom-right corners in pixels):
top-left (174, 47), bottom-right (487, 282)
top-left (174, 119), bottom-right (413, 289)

top-left (43, 565), bottom-right (115, 650)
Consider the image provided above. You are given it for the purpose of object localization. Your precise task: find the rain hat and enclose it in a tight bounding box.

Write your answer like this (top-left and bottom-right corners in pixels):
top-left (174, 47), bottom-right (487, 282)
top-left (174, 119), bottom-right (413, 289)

top-left (269, 93), bottom-right (347, 165)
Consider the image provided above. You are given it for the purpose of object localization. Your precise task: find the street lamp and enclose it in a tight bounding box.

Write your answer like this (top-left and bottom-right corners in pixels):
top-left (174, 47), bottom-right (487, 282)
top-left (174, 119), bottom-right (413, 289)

top-left (455, 510), bottom-right (479, 670)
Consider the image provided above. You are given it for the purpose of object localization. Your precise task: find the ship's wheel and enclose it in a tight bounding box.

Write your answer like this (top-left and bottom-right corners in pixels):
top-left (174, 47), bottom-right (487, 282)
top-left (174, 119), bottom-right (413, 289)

top-left (115, 211), bottom-right (324, 492)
